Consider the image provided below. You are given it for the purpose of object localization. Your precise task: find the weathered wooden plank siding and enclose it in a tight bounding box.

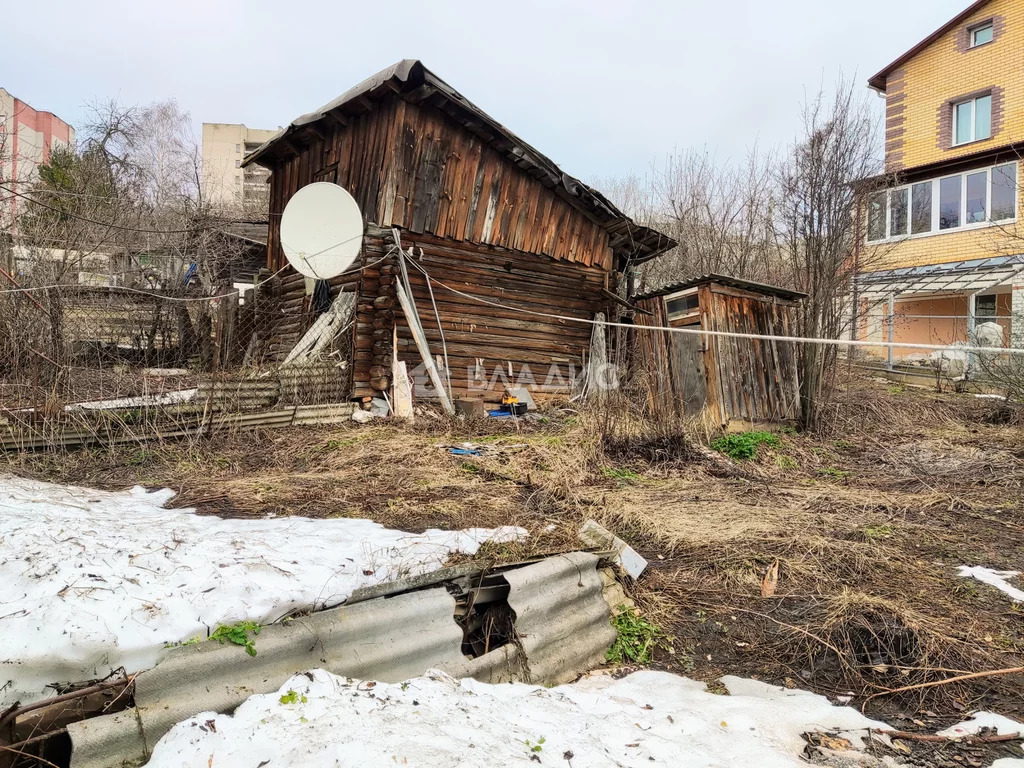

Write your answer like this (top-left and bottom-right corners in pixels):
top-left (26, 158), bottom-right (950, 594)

top-left (352, 232), bottom-right (607, 400)
top-left (264, 266), bottom-right (361, 375)
top-left (701, 286), bottom-right (801, 424)
top-left (631, 285), bottom-right (801, 425)
top-left (265, 96), bottom-right (613, 274)
top-left (631, 297), bottom-right (677, 414)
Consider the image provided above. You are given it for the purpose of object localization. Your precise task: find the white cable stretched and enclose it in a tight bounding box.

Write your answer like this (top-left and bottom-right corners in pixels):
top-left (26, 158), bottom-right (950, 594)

top-left (410, 260), bottom-right (1024, 357)
top-left (0, 251), bottom-right (392, 303)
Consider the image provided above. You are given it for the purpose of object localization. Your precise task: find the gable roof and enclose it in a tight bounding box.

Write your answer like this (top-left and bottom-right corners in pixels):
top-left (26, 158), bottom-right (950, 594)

top-left (868, 0), bottom-right (993, 91)
top-left (242, 59), bottom-right (675, 264)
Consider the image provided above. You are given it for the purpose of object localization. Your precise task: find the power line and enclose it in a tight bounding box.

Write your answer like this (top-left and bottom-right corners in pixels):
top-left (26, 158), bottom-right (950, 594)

top-left (0, 185), bottom-right (210, 235)
top-left (0, 251), bottom-right (393, 303)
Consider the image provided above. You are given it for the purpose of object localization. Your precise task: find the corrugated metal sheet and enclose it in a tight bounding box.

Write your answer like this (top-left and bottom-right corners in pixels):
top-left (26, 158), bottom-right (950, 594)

top-left (0, 402), bottom-right (355, 451)
top-left (634, 273), bottom-right (807, 302)
top-left (68, 553), bottom-right (615, 768)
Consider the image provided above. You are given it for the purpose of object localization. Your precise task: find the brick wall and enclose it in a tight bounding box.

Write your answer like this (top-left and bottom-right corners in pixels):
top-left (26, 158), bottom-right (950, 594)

top-left (882, 0), bottom-right (1024, 171)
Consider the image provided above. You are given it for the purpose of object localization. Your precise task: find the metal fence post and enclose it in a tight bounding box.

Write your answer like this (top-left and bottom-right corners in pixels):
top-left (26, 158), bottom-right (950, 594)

top-left (887, 294), bottom-right (895, 372)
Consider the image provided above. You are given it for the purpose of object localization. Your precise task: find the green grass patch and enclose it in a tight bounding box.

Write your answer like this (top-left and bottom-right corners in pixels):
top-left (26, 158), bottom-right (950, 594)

top-left (211, 620), bottom-right (262, 657)
top-left (862, 523), bottom-right (895, 540)
top-left (601, 466), bottom-right (641, 484)
top-left (606, 608), bottom-right (662, 665)
top-left (817, 466), bottom-right (850, 479)
top-left (711, 431), bottom-right (781, 461)
top-left (776, 454), bottom-right (798, 470)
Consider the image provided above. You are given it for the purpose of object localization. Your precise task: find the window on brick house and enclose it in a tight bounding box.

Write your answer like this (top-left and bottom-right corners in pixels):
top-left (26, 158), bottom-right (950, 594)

top-left (954, 95), bottom-right (992, 145)
top-left (889, 187), bottom-right (909, 236)
top-left (939, 175), bottom-right (962, 229)
top-left (867, 192), bottom-right (887, 241)
top-left (991, 163), bottom-right (1017, 221)
top-left (975, 294), bottom-right (997, 317)
top-left (911, 182), bottom-right (932, 234)
top-left (965, 171), bottom-right (987, 223)
top-left (866, 161), bottom-right (1017, 242)
top-left (970, 22), bottom-right (994, 47)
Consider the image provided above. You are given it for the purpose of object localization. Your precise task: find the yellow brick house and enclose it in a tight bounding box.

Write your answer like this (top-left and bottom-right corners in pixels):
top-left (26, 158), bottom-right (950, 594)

top-left (857, 0), bottom-right (1024, 362)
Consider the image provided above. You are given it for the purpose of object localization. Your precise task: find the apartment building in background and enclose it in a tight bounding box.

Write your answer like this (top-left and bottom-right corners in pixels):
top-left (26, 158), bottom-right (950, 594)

top-left (201, 123), bottom-right (278, 214)
top-left (0, 88), bottom-right (75, 225)
top-left (856, 0), bottom-right (1024, 361)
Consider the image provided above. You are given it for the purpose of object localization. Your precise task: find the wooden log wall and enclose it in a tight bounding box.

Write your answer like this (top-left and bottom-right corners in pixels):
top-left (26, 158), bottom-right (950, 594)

top-left (265, 95), bottom-right (613, 274)
top-left (700, 284), bottom-right (801, 424)
top-left (352, 231), bottom-right (610, 401)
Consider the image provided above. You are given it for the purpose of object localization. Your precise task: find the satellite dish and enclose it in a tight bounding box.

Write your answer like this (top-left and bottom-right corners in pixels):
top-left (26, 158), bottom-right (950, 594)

top-left (280, 182), bottom-right (363, 279)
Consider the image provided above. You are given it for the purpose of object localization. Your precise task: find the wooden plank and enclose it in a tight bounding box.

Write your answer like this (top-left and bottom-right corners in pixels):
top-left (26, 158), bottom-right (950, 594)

top-left (395, 278), bottom-right (454, 414)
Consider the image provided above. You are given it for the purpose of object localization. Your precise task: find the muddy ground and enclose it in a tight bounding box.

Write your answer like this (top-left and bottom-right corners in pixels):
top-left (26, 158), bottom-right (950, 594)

top-left (6, 374), bottom-right (1023, 765)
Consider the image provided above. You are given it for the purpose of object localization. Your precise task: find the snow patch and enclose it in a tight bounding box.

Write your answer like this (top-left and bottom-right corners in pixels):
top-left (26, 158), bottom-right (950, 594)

top-left (937, 711), bottom-right (1024, 739)
top-left (0, 475), bottom-right (525, 707)
top-left (958, 566), bottom-right (1024, 602)
top-left (145, 668), bottom-right (891, 768)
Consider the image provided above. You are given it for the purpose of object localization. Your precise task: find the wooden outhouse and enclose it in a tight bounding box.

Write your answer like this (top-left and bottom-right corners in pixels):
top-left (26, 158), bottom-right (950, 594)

top-left (631, 275), bottom-right (805, 426)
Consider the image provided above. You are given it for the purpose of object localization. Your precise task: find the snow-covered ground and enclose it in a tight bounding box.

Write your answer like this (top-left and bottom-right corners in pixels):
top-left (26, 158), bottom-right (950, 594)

top-left (0, 475), bottom-right (524, 707)
top-left (145, 668), bottom-right (1024, 768)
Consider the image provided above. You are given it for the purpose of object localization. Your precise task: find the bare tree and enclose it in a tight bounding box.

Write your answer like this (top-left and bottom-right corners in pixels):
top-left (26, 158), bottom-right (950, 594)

top-left (0, 98), bottom-right (255, 401)
top-left (774, 80), bottom-right (884, 429)
top-left (598, 149), bottom-right (780, 295)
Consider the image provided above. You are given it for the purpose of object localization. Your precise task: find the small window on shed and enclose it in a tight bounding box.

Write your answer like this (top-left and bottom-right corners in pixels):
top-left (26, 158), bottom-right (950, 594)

top-left (970, 22), bottom-right (993, 48)
top-left (666, 293), bottom-right (699, 318)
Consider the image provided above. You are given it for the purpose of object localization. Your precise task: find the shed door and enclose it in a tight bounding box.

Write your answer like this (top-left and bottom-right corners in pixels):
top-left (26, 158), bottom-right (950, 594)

top-left (670, 322), bottom-right (706, 413)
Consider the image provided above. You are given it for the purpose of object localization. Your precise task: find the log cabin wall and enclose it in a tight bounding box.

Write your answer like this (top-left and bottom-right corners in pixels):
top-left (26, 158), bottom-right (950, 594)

top-left (260, 89), bottom-right (623, 402)
top-left (266, 95), bottom-right (614, 274)
top-left (353, 229), bottom-right (609, 400)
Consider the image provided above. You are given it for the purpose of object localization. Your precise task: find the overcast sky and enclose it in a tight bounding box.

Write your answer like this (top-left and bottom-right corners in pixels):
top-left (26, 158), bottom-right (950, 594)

top-left (5, 0), bottom-right (967, 182)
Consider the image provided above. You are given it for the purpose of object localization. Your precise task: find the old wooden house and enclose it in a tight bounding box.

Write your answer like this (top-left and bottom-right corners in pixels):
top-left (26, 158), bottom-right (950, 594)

top-left (242, 60), bottom-right (674, 402)
top-left (631, 275), bottom-right (805, 426)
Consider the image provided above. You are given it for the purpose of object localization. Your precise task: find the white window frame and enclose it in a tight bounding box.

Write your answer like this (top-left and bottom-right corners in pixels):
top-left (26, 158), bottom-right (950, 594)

top-left (664, 288), bottom-right (700, 322)
top-left (970, 22), bottom-right (994, 48)
top-left (866, 161), bottom-right (1017, 244)
top-left (953, 95), bottom-right (992, 146)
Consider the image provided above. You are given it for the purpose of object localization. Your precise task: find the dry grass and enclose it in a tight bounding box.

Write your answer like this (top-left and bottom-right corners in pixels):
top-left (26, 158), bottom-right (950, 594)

top-left (4, 374), bottom-right (1023, 718)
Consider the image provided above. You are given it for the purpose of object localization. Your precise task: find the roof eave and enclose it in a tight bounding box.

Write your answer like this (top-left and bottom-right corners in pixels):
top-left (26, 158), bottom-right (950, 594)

top-left (866, 0), bottom-right (993, 93)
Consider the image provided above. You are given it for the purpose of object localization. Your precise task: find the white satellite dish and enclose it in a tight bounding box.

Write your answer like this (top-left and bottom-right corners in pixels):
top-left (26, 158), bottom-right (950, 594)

top-left (280, 182), bottom-right (363, 279)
